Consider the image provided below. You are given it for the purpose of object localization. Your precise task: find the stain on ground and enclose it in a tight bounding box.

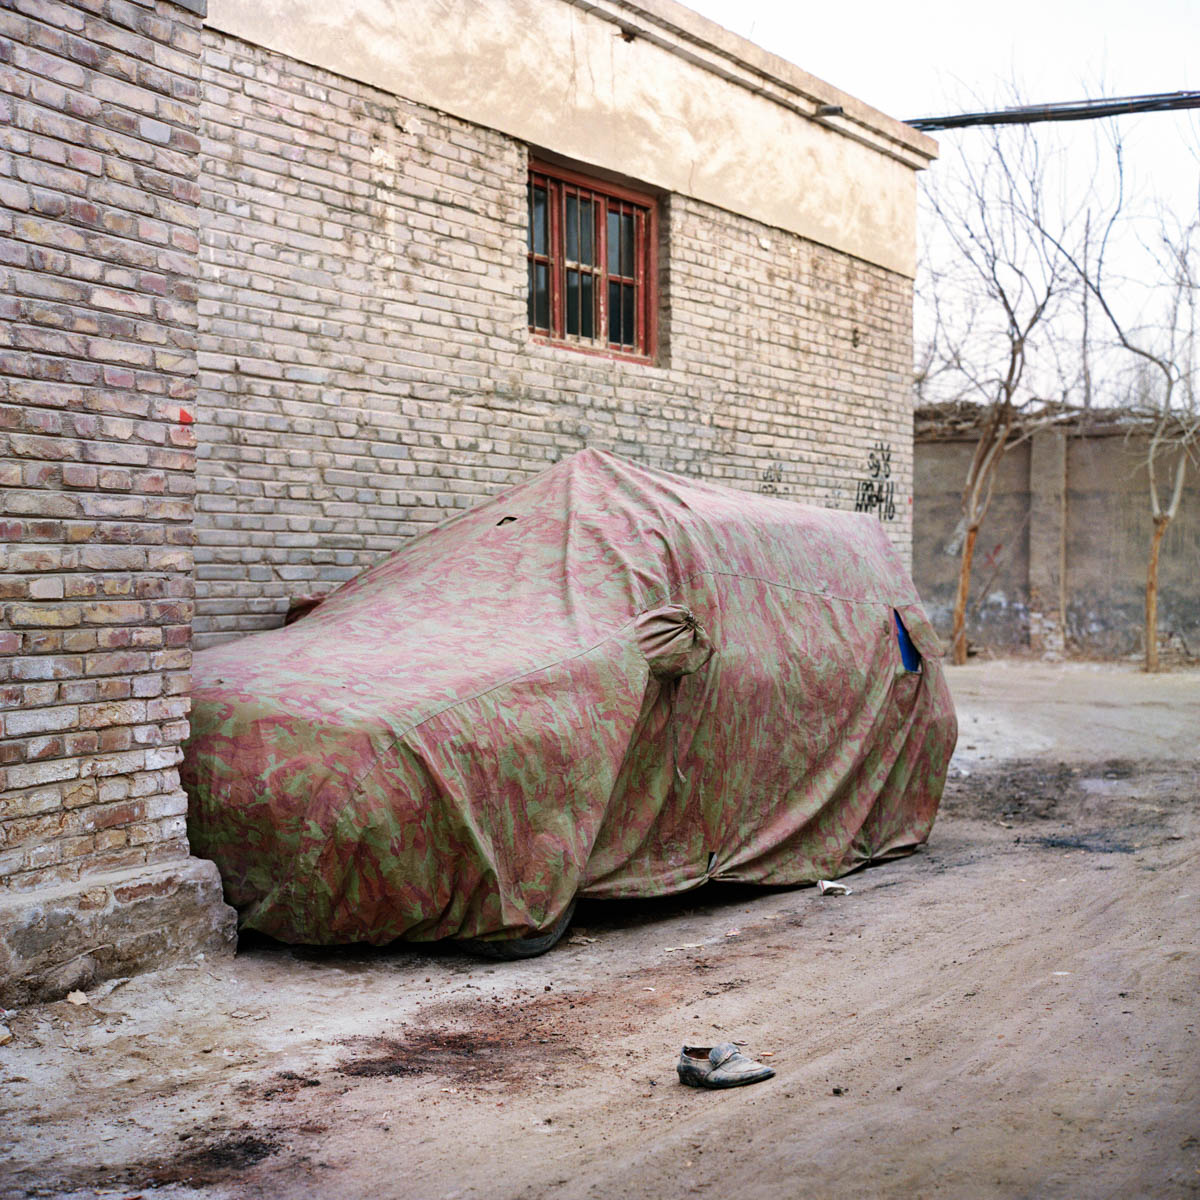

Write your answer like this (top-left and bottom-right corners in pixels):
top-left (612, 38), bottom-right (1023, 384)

top-left (941, 761), bottom-right (1078, 821)
top-left (27, 1133), bottom-right (282, 1197)
top-left (337, 961), bottom-right (765, 1090)
top-left (258, 1069), bottom-right (323, 1099)
top-left (341, 1023), bottom-right (580, 1084)
top-left (1030, 834), bottom-right (1136, 854)
top-left (166, 1135), bottom-right (278, 1176)
top-left (941, 759), bottom-right (1196, 830)
top-left (699, 977), bottom-right (749, 996)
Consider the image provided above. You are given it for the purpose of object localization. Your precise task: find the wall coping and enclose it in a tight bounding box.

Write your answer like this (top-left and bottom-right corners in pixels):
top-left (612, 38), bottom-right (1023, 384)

top-left (204, 0), bottom-right (934, 277)
top-left (579, 0), bottom-right (938, 172)
top-left (915, 403), bottom-right (1189, 443)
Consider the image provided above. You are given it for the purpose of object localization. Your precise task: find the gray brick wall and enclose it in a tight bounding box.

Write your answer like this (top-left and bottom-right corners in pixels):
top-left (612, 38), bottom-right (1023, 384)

top-left (0, 0), bottom-right (234, 1002)
top-left (196, 31), bottom-right (915, 647)
top-left (0, 0), bottom-right (206, 890)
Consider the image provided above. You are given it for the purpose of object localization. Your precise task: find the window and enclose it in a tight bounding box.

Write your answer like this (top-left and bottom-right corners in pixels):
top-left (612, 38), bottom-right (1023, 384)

top-left (527, 161), bottom-right (657, 360)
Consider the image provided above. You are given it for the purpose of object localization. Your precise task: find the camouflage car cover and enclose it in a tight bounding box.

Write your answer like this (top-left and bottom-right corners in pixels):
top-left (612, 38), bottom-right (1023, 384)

top-left (182, 449), bottom-right (957, 945)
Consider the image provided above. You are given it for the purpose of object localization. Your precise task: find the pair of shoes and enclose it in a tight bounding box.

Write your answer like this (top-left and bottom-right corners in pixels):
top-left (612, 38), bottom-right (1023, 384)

top-left (676, 1042), bottom-right (775, 1088)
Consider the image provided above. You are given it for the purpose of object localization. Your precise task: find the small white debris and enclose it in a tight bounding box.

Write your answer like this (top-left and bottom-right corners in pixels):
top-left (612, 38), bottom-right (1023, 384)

top-left (817, 880), bottom-right (852, 896)
top-left (66, 991), bottom-right (89, 1006)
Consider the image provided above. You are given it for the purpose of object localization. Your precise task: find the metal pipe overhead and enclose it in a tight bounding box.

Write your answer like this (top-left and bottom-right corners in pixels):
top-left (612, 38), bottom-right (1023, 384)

top-left (907, 90), bottom-right (1200, 131)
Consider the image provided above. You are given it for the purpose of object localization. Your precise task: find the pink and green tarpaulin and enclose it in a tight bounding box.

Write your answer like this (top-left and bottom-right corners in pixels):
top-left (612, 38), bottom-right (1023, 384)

top-left (182, 450), bottom-right (957, 946)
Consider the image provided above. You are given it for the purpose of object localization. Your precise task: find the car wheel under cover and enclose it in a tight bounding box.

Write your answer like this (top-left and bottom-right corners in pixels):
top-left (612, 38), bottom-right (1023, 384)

top-left (455, 899), bottom-right (577, 960)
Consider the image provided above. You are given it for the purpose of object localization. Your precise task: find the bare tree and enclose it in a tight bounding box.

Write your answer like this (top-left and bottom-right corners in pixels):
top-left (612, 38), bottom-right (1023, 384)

top-left (918, 115), bottom-right (1089, 664)
top-left (1047, 156), bottom-right (1200, 670)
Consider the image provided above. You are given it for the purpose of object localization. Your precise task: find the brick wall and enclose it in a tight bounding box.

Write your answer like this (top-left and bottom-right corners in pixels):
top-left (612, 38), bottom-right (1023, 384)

top-left (0, 0), bottom-right (233, 1004)
top-left (195, 32), bottom-right (915, 647)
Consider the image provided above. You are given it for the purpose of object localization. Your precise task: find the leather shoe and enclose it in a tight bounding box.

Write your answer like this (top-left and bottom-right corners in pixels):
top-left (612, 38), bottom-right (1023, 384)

top-left (677, 1042), bottom-right (775, 1088)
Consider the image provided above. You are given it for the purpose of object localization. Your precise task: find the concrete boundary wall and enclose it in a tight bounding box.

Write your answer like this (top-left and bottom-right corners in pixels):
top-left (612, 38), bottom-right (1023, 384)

top-left (913, 420), bottom-right (1200, 659)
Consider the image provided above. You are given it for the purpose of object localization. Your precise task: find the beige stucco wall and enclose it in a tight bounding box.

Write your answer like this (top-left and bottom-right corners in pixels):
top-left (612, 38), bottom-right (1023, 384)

top-left (204, 0), bottom-right (936, 278)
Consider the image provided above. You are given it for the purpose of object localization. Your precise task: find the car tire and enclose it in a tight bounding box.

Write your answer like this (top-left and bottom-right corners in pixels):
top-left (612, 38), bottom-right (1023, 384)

top-left (456, 899), bottom-right (577, 960)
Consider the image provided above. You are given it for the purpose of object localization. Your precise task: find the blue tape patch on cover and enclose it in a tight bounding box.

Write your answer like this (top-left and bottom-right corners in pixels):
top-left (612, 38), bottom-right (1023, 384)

top-left (894, 611), bottom-right (922, 672)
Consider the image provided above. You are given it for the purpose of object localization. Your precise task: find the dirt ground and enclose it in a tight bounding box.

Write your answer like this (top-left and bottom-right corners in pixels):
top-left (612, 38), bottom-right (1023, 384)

top-left (2, 661), bottom-right (1198, 1200)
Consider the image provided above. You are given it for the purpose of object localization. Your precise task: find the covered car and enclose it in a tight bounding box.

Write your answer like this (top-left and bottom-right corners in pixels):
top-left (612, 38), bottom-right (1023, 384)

top-left (182, 449), bottom-right (956, 950)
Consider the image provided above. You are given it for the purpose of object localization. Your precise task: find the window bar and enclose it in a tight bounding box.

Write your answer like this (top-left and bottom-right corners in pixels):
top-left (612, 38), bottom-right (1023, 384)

top-left (598, 194), bottom-right (607, 341)
top-left (634, 207), bottom-right (645, 353)
top-left (564, 185), bottom-right (575, 337)
top-left (624, 202), bottom-right (633, 350)
top-left (614, 200), bottom-right (622, 347)
top-left (574, 187), bottom-right (582, 336)
top-left (528, 175), bottom-right (552, 334)
top-left (606, 201), bottom-right (619, 349)
top-left (549, 178), bottom-right (562, 339)
top-left (597, 196), bottom-right (609, 345)
top-left (582, 189), bottom-right (598, 340)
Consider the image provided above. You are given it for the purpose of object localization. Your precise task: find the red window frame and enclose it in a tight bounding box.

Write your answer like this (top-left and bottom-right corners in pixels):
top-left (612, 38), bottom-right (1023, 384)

top-left (527, 160), bottom-right (658, 362)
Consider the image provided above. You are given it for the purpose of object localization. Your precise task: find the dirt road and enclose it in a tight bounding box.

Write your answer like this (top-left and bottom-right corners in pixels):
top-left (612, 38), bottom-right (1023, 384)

top-left (2, 662), bottom-right (1198, 1199)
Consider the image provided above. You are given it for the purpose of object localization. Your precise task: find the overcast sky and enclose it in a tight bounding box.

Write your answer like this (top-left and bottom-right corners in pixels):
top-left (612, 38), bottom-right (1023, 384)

top-left (685, 0), bottom-right (1199, 124)
top-left (686, 0), bottom-right (1200, 219)
top-left (685, 1), bottom-right (1200, 403)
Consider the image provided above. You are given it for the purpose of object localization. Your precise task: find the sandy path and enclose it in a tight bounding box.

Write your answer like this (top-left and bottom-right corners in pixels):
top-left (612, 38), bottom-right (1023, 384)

top-left (2, 664), bottom-right (1197, 1200)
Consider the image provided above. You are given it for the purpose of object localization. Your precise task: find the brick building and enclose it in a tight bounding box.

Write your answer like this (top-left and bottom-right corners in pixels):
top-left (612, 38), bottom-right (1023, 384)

top-left (1, 0), bottom-right (936, 1000)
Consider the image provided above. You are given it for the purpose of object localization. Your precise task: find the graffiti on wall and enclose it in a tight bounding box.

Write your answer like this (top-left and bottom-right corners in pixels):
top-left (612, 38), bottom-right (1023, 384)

top-left (757, 446), bottom-right (903, 519)
top-left (758, 462), bottom-right (785, 495)
top-left (854, 441), bottom-right (896, 521)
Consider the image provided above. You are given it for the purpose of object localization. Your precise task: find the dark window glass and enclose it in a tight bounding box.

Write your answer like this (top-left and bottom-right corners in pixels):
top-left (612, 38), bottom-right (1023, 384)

top-left (565, 193), bottom-right (578, 263)
top-left (607, 209), bottom-right (620, 275)
top-left (566, 269), bottom-right (579, 336)
top-left (580, 199), bottom-right (594, 264)
top-left (534, 262), bottom-right (549, 329)
top-left (622, 283), bottom-right (635, 346)
top-left (531, 185), bottom-right (547, 254)
top-left (608, 280), bottom-right (621, 344)
top-left (581, 273), bottom-right (594, 338)
top-left (620, 212), bottom-right (635, 276)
